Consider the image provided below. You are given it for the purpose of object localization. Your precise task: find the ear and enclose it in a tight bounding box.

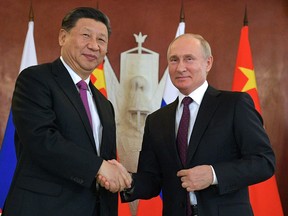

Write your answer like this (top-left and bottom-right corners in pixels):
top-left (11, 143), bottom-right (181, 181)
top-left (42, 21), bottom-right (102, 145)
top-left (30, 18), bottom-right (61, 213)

top-left (206, 56), bottom-right (213, 73)
top-left (58, 29), bottom-right (67, 46)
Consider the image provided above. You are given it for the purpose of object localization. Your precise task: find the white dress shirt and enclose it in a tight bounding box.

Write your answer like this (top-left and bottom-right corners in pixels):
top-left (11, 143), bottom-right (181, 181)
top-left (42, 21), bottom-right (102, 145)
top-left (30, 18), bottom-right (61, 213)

top-left (175, 80), bottom-right (217, 205)
top-left (60, 57), bottom-right (102, 155)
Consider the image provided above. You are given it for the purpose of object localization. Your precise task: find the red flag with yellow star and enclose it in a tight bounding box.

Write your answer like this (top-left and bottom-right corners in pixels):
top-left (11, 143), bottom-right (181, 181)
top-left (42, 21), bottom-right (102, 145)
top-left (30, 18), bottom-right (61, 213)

top-left (232, 12), bottom-right (283, 216)
top-left (90, 61), bottom-right (132, 215)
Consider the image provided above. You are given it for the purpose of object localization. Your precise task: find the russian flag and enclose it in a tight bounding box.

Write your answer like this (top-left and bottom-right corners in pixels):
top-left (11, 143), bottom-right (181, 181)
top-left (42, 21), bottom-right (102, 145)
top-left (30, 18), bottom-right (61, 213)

top-left (161, 21), bottom-right (185, 107)
top-left (0, 19), bottom-right (38, 212)
top-left (135, 16), bottom-right (186, 216)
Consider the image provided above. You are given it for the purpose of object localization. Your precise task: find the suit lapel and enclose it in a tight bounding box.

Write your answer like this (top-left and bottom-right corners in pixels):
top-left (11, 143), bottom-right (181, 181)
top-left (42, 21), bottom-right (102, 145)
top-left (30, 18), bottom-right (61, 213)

top-left (89, 82), bottom-right (114, 157)
top-left (187, 86), bottom-right (221, 164)
top-left (89, 82), bottom-right (105, 125)
top-left (51, 59), bottom-right (96, 150)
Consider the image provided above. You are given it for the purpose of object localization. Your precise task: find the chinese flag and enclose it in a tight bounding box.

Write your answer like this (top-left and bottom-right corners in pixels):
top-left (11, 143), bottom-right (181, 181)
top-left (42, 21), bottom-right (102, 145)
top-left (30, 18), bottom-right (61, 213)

top-left (91, 62), bottom-right (132, 215)
top-left (232, 11), bottom-right (283, 216)
top-left (136, 196), bottom-right (162, 216)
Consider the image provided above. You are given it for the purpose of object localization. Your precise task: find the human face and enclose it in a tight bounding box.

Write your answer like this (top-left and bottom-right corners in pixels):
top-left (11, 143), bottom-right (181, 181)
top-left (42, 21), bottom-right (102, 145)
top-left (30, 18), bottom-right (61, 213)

top-left (59, 18), bottom-right (108, 80)
top-left (167, 35), bottom-right (213, 95)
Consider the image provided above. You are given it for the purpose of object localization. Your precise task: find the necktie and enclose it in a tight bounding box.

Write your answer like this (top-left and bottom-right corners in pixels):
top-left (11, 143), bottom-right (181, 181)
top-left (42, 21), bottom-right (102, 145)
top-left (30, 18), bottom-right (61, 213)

top-left (77, 80), bottom-right (92, 127)
top-left (177, 96), bottom-right (193, 216)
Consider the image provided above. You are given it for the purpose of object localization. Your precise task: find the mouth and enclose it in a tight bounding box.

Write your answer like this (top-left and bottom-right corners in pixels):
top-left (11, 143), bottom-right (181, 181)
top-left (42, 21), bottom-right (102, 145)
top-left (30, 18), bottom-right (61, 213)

top-left (176, 76), bottom-right (189, 81)
top-left (83, 54), bottom-right (98, 61)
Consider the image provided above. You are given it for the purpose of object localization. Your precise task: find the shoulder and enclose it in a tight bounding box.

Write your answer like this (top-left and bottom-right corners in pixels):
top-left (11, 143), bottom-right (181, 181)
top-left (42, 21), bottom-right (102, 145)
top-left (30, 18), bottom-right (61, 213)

top-left (18, 59), bottom-right (60, 81)
top-left (146, 99), bottom-right (178, 122)
top-left (207, 86), bottom-right (253, 103)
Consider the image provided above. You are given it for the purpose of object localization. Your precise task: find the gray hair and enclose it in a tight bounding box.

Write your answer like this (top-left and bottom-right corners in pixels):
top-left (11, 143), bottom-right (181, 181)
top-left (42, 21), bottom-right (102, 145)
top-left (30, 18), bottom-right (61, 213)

top-left (167, 33), bottom-right (212, 59)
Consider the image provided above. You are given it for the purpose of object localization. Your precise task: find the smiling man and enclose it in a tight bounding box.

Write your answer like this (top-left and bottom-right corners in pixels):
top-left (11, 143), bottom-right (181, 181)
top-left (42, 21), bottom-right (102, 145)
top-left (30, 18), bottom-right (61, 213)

top-left (2, 7), bottom-right (131, 216)
top-left (110, 33), bottom-right (276, 216)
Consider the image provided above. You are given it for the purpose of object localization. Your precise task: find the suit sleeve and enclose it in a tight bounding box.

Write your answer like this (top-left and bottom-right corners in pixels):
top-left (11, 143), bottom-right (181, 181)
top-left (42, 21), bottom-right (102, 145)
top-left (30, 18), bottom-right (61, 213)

top-left (121, 114), bottom-right (162, 202)
top-left (213, 93), bottom-right (275, 195)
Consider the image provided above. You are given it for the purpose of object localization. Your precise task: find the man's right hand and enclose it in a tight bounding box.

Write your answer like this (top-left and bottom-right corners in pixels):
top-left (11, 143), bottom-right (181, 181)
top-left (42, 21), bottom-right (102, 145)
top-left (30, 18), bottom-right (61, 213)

top-left (97, 160), bottom-right (132, 193)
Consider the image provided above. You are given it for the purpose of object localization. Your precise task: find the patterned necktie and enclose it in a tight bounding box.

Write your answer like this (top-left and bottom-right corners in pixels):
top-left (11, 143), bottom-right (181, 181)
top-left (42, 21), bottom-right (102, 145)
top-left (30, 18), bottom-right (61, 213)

top-left (77, 80), bottom-right (92, 127)
top-left (177, 96), bottom-right (193, 216)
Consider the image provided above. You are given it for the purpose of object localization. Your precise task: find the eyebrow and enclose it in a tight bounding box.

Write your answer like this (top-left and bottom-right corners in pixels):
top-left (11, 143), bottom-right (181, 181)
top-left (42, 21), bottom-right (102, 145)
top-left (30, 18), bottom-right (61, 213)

top-left (169, 54), bottom-right (195, 59)
top-left (81, 27), bottom-right (106, 34)
top-left (168, 55), bottom-right (178, 60)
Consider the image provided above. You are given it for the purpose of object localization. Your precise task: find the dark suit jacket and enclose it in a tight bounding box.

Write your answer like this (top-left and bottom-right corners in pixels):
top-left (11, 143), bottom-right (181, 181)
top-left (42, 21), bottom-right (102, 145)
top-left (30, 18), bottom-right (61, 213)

top-left (3, 58), bottom-right (118, 216)
top-left (122, 86), bottom-right (275, 216)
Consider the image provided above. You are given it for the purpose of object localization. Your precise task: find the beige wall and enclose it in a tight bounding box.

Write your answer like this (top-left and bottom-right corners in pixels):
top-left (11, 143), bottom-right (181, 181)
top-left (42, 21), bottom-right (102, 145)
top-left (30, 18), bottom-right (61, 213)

top-left (0, 0), bottom-right (287, 214)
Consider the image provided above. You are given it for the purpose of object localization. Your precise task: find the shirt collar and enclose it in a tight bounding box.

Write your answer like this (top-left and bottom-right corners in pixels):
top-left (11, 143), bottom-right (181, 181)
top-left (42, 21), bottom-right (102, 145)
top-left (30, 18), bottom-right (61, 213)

top-left (60, 56), bottom-right (90, 86)
top-left (178, 80), bottom-right (208, 108)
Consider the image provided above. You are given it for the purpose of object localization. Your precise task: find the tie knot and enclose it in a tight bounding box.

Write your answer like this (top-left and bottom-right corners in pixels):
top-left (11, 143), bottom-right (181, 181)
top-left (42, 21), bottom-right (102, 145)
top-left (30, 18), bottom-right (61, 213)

top-left (182, 97), bottom-right (193, 106)
top-left (77, 80), bottom-right (88, 91)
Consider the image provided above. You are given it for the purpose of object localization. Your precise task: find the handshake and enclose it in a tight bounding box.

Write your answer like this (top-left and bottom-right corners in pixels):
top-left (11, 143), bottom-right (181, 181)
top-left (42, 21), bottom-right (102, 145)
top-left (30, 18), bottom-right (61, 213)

top-left (97, 159), bottom-right (132, 193)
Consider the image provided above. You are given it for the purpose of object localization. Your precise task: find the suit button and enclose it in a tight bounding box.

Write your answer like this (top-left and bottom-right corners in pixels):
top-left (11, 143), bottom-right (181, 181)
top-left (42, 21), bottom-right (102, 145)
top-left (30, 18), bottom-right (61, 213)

top-left (70, 176), bottom-right (84, 184)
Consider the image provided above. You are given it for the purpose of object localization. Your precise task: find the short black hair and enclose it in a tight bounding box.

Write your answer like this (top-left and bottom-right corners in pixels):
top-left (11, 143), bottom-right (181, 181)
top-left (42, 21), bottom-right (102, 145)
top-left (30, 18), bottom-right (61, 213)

top-left (61, 7), bottom-right (111, 37)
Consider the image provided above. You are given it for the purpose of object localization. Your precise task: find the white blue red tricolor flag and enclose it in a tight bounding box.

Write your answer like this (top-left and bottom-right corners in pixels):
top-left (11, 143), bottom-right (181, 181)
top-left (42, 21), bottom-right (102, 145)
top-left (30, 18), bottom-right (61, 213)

top-left (161, 21), bottom-right (185, 107)
top-left (130, 17), bottom-right (186, 216)
top-left (0, 20), bottom-right (38, 213)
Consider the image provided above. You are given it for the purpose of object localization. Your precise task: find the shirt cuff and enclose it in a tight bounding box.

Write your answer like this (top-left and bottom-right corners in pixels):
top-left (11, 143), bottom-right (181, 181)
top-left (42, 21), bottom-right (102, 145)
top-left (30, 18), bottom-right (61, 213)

top-left (210, 165), bottom-right (218, 185)
top-left (122, 173), bottom-right (135, 200)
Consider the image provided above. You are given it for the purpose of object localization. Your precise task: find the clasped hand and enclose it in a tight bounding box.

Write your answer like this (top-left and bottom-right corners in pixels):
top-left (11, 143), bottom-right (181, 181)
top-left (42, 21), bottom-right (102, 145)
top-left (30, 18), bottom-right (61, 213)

top-left (97, 159), bottom-right (132, 193)
top-left (177, 165), bottom-right (213, 192)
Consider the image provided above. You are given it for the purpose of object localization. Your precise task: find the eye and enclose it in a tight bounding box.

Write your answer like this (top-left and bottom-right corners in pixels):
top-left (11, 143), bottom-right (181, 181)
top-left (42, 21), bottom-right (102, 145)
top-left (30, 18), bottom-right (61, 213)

top-left (169, 57), bottom-right (178, 63)
top-left (97, 37), bottom-right (107, 44)
top-left (82, 33), bottom-right (90, 38)
top-left (184, 56), bottom-right (194, 62)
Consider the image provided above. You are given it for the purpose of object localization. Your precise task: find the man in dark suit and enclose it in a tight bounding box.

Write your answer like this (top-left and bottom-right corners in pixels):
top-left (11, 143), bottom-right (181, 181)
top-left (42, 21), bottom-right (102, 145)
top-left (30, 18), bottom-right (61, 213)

top-left (100, 33), bottom-right (276, 216)
top-left (3, 7), bottom-right (131, 216)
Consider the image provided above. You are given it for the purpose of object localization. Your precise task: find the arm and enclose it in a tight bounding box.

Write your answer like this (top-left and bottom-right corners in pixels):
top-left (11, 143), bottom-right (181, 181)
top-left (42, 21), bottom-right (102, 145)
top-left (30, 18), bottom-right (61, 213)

top-left (12, 66), bottom-right (105, 187)
top-left (177, 93), bottom-right (275, 194)
top-left (212, 93), bottom-right (275, 195)
top-left (119, 114), bottom-right (162, 202)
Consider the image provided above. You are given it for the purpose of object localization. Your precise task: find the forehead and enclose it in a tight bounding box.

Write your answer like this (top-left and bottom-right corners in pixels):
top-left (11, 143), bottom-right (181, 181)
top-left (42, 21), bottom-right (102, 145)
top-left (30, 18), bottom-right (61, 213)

top-left (73, 18), bottom-right (108, 34)
top-left (168, 36), bottom-right (202, 57)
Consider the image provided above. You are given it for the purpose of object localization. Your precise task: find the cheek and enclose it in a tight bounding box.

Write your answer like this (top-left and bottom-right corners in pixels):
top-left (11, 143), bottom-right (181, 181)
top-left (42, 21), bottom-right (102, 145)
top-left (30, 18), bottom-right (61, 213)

top-left (99, 43), bottom-right (108, 52)
top-left (195, 71), bottom-right (207, 83)
top-left (99, 47), bottom-right (107, 55)
top-left (72, 38), bottom-right (85, 48)
top-left (168, 66), bottom-right (177, 76)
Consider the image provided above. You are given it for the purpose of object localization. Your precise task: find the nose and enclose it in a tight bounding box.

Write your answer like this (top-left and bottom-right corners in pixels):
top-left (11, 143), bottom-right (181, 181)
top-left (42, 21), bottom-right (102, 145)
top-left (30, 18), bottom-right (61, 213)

top-left (87, 39), bottom-right (100, 51)
top-left (176, 60), bottom-right (186, 73)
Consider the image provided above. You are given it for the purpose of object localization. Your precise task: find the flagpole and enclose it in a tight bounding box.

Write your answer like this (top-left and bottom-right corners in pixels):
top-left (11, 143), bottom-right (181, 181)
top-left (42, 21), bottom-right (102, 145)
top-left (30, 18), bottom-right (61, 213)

top-left (29, 1), bottom-right (34, 21)
top-left (243, 5), bottom-right (248, 26)
top-left (96, 0), bottom-right (99, 9)
top-left (180, 0), bottom-right (185, 22)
